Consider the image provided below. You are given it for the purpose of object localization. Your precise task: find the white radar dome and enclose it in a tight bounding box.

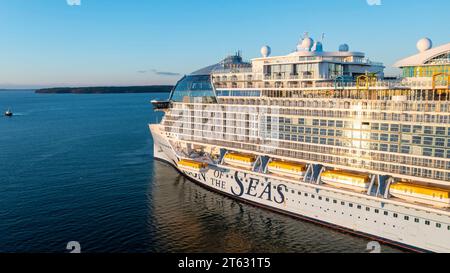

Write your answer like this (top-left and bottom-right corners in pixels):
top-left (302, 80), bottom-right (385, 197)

top-left (260, 45), bottom-right (271, 57)
top-left (339, 44), bottom-right (349, 52)
top-left (417, 38), bottom-right (432, 52)
top-left (300, 37), bottom-right (314, 51)
top-left (313, 41), bottom-right (323, 52)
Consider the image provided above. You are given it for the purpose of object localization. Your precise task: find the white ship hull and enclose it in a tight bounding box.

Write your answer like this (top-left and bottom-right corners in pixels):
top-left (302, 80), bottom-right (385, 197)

top-left (150, 125), bottom-right (450, 253)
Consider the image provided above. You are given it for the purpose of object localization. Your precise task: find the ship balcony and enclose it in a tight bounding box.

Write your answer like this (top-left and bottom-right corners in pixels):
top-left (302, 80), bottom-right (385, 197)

top-left (151, 100), bottom-right (172, 110)
top-left (212, 73), bottom-right (263, 83)
top-left (264, 74), bottom-right (322, 81)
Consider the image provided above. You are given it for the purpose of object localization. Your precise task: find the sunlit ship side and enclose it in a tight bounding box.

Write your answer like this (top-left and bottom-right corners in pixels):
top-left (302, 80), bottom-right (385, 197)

top-left (149, 36), bottom-right (450, 252)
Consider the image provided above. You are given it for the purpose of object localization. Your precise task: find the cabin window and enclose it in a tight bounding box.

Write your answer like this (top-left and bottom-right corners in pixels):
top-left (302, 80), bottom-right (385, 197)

top-left (326, 198), bottom-right (329, 202)
top-left (375, 209), bottom-right (379, 213)
top-left (341, 201), bottom-right (345, 205)
top-left (436, 127), bottom-right (445, 135)
top-left (425, 221), bottom-right (430, 225)
top-left (436, 223), bottom-right (441, 228)
top-left (384, 211), bottom-right (388, 216)
top-left (415, 218), bottom-right (419, 223)
top-left (291, 190), bottom-right (295, 194)
top-left (304, 193), bottom-right (308, 197)
top-left (366, 207), bottom-right (370, 212)
top-left (349, 203), bottom-right (353, 208)
top-left (311, 195), bottom-right (315, 199)
top-left (393, 213), bottom-right (398, 218)
top-left (333, 200), bottom-right (337, 204)
top-left (298, 191), bottom-right (301, 195)
top-left (402, 125), bottom-right (411, 133)
top-left (357, 205), bottom-right (362, 209)
top-left (404, 216), bottom-right (409, 221)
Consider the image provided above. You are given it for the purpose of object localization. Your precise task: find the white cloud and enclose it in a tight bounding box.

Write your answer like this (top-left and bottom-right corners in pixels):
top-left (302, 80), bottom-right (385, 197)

top-left (67, 0), bottom-right (81, 6)
top-left (367, 0), bottom-right (382, 5)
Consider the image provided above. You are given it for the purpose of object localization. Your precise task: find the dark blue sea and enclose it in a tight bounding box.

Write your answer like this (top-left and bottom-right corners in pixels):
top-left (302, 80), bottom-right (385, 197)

top-left (0, 90), bottom-right (402, 253)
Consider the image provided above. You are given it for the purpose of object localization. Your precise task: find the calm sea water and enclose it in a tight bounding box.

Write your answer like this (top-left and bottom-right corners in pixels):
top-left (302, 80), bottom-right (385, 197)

top-left (0, 90), bottom-right (402, 253)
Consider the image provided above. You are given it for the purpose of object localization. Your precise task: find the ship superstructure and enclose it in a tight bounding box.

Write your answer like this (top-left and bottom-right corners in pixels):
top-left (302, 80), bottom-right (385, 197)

top-left (149, 35), bottom-right (450, 252)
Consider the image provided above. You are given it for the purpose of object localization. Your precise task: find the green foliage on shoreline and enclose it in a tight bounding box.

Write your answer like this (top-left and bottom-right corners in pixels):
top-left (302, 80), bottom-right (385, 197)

top-left (35, 85), bottom-right (173, 94)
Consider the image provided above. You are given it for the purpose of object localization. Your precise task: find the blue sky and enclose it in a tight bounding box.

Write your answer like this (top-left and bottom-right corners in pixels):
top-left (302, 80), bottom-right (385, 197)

top-left (0, 0), bottom-right (448, 88)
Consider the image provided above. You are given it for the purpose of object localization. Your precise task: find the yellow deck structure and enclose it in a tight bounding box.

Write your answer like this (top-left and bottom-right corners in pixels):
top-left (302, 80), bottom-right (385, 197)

top-left (390, 183), bottom-right (450, 199)
top-left (321, 170), bottom-right (370, 191)
top-left (267, 160), bottom-right (306, 178)
top-left (223, 152), bottom-right (256, 168)
top-left (224, 153), bottom-right (256, 163)
top-left (268, 160), bottom-right (306, 172)
top-left (321, 170), bottom-right (370, 185)
top-left (178, 159), bottom-right (208, 171)
top-left (390, 182), bottom-right (450, 208)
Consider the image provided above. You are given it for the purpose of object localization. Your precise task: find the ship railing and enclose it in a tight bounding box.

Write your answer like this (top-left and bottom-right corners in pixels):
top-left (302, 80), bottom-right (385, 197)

top-left (263, 74), bottom-right (331, 81)
top-left (212, 67), bottom-right (254, 74)
top-left (214, 79), bottom-right (444, 90)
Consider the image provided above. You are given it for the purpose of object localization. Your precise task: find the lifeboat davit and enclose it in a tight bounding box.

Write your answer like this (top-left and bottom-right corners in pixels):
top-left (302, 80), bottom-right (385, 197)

top-left (389, 182), bottom-right (450, 208)
top-left (223, 153), bottom-right (256, 169)
top-left (321, 170), bottom-right (370, 192)
top-left (177, 159), bottom-right (208, 173)
top-left (267, 160), bottom-right (306, 179)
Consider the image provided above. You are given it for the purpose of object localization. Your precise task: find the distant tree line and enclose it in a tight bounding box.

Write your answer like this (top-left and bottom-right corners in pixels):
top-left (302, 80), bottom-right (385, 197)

top-left (35, 85), bottom-right (174, 94)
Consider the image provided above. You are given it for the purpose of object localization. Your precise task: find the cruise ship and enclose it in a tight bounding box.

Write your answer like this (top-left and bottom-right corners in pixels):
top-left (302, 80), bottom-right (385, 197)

top-left (149, 35), bottom-right (450, 252)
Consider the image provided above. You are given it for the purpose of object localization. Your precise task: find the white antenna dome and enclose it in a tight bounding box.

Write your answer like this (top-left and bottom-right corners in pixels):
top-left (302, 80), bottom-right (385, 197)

top-left (300, 37), bottom-right (314, 51)
top-left (417, 38), bottom-right (432, 52)
top-left (339, 44), bottom-right (349, 52)
top-left (260, 45), bottom-right (271, 57)
top-left (313, 41), bottom-right (323, 52)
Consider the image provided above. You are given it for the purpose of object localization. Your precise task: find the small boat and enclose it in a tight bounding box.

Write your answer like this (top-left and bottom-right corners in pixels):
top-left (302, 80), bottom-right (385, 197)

top-left (223, 152), bottom-right (256, 168)
top-left (267, 160), bottom-right (306, 179)
top-left (178, 159), bottom-right (208, 172)
top-left (321, 170), bottom-right (370, 192)
top-left (4, 109), bottom-right (13, 117)
top-left (389, 182), bottom-right (450, 208)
